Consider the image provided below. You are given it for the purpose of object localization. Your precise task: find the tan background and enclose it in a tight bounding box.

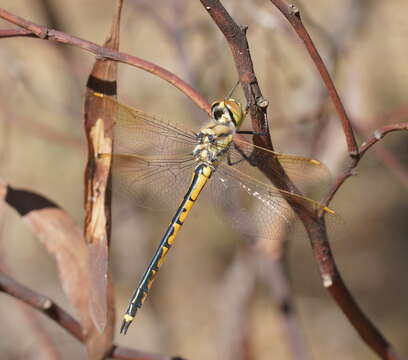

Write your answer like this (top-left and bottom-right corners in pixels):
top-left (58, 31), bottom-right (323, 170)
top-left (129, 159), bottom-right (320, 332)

top-left (0, 0), bottom-right (407, 359)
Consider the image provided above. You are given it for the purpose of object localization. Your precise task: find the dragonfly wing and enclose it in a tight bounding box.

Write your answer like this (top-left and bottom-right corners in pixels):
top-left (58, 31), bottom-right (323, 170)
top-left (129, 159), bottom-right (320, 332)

top-left (230, 138), bottom-right (331, 196)
top-left (91, 92), bottom-right (196, 156)
top-left (210, 160), bottom-right (333, 243)
top-left (92, 93), bottom-right (200, 211)
top-left (110, 153), bottom-right (196, 211)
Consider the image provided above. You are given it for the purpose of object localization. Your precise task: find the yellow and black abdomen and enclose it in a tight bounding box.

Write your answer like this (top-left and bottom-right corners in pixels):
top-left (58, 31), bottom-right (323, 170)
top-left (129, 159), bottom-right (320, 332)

top-left (121, 163), bottom-right (213, 334)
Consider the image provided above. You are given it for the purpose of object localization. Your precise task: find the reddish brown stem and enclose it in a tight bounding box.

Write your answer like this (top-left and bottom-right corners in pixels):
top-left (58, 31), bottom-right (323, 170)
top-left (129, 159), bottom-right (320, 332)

top-left (325, 122), bottom-right (408, 205)
top-left (199, 0), bottom-right (273, 152)
top-left (109, 346), bottom-right (183, 360)
top-left (268, 0), bottom-right (359, 157)
top-left (303, 217), bottom-right (400, 360)
top-left (0, 267), bottom-right (184, 359)
top-left (0, 8), bottom-right (210, 115)
top-left (359, 123), bottom-right (408, 156)
top-left (0, 28), bottom-right (36, 38)
top-left (199, 2), bottom-right (404, 360)
top-left (1, 5), bottom-right (405, 360)
top-left (0, 271), bottom-right (84, 342)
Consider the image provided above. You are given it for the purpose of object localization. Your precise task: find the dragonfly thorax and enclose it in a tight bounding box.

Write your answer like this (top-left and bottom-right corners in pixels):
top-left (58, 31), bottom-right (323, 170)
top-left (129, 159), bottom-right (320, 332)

top-left (193, 123), bottom-right (235, 167)
top-left (192, 98), bottom-right (243, 167)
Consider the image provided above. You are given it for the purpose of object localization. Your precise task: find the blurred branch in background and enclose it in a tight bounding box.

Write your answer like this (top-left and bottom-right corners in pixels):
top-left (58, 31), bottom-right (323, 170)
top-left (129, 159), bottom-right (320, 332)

top-left (0, 182), bottom-right (182, 360)
top-left (0, 270), bottom-right (84, 342)
top-left (0, 8), bottom-right (210, 114)
top-left (268, 0), bottom-right (359, 157)
top-left (0, 1), bottom-right (407, 360)
top-left (200, 1), bottom-right (405, 359)
top-left (325, 123), bottom-right (408, 205)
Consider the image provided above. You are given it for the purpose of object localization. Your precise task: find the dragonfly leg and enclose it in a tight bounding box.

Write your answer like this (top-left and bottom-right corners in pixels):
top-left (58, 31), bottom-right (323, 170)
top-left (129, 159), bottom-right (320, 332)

top-left (227, 152), bottom-right (245, 166)
top-left (231, 142), bottom-right (262, 167)
top-left (236, 130), bottom-right (267, 136)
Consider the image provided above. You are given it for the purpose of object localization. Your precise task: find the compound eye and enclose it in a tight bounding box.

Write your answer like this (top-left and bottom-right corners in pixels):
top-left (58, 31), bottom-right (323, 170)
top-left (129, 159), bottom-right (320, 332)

top-left (224, 99), bottom-right (243, 126)
top-left (211, 102), bottom-right (225, 121)
top-left (224, 106), bottom-right (235, 124)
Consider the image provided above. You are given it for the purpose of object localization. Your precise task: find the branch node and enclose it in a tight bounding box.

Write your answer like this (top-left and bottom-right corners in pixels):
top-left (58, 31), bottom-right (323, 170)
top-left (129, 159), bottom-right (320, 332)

top-left (38, 27), bottom-right (49, 39)
top-left (42, 298), bottom-right (53, 309)
top-left (256, 96), bottom-right (269, 109)
top-left (373, 129), bottom-right (383, 140)
top-left (322, 274), bottom-right (333, 287)
top-left (349, 150), bottom-right (360, 160)
top-left (288, 4), bottom-right (300, 17)
top-left (95, 54), bottom-right (108, 61)
top-left (240, 24), bottom-right (248, 34)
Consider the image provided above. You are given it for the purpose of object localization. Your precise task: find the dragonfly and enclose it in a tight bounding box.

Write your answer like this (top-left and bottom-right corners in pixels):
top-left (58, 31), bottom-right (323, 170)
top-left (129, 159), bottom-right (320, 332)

top-left (92, 92), bottom-right (335, 334)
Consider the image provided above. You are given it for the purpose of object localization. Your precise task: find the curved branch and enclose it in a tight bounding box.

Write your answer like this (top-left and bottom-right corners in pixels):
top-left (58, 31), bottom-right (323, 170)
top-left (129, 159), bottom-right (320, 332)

top-left (325, 122), bottom-right (408, 205)
top-left (0, 270), bottom-right (185, 360)
top-left (0, 271), bottom-right (84, 342)
top-left (359, 123), bottom-right (408, 156)
top-left (1, 5), bottom-right (404, 360)
top-left (0, 8), bottom-right (210, 114)
top-left (268, 0), bottom-right (359, 157)
top-left (109, 346), bottom-right (183, 360)
top-left (199, 0), bottom-right (273, 151)
top-left (199, 2), bottom-right (404, 360)
top-left (302, 217), bottom-right (401, 360)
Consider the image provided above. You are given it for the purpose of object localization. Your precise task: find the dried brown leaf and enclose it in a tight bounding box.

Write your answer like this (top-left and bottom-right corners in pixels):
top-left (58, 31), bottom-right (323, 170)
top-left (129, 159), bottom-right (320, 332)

top-left (1, 183), bottom-right (112, 359)
top-left (83, 0), bottom-right (123, 334)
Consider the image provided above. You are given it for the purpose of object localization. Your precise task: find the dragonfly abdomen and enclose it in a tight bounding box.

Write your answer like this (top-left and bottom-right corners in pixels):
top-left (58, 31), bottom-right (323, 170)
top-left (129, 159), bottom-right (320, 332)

top-left (120, 163), bottom-right (212, 334)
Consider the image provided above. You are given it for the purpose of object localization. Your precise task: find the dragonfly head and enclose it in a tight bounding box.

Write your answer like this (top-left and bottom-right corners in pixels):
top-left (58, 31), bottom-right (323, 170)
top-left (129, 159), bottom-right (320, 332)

top-left (211, 99), bottom-right (244, 128)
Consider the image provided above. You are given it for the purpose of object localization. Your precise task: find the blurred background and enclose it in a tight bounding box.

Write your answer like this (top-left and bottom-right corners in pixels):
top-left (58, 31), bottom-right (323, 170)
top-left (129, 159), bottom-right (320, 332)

top-left (0, 0), bottom-right (407, 359)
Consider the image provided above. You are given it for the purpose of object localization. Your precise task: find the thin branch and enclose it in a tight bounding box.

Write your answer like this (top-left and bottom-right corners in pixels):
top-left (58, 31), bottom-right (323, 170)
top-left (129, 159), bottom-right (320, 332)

top-left (324, 122), bottom-right (408, 205)
top-left (1, 5), bottom-right (405, 360)
top-left (301, 216), bottom-right (401, 360)
top-left (199, 2), bottom-right (404, 360)
top-left (109, 346), bottom-right (184, 360)
top-left (199, 0), bottom-right (305, 201)
top-left (0, 28), bottom-right (36, 38)
top-left (199, 0), bottom-right (273, 151)
top-left (268, 0), bottom-right (359, 157)
top-left (0, 271), bottom-right (84, 342)
top-left (0, 270), bottom-right (184, 360)
top-left (0, 8), bottom-right (210, 115)
top-left (359, 123), bottom-right (408, 156)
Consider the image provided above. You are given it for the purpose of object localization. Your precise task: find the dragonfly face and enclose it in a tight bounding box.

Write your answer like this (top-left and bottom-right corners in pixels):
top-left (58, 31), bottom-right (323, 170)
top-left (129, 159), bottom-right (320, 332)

top-left (211, 98), bottom-right (244, 127)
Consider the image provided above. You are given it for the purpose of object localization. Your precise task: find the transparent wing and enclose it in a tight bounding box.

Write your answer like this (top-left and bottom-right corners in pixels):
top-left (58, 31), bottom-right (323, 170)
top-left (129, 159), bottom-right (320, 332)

top-left (111, 153), bottom-right (196, 211)
top-left (230, 137), bottom-right (331, 195)
top-left (91, 92), bottom-right (197, 156)
top-left (91, 93), bottom-right (199, 210)
top-left (209, 156), bottom-right (334, 243)
top-left (93, 92), bottom-right (335, 239)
